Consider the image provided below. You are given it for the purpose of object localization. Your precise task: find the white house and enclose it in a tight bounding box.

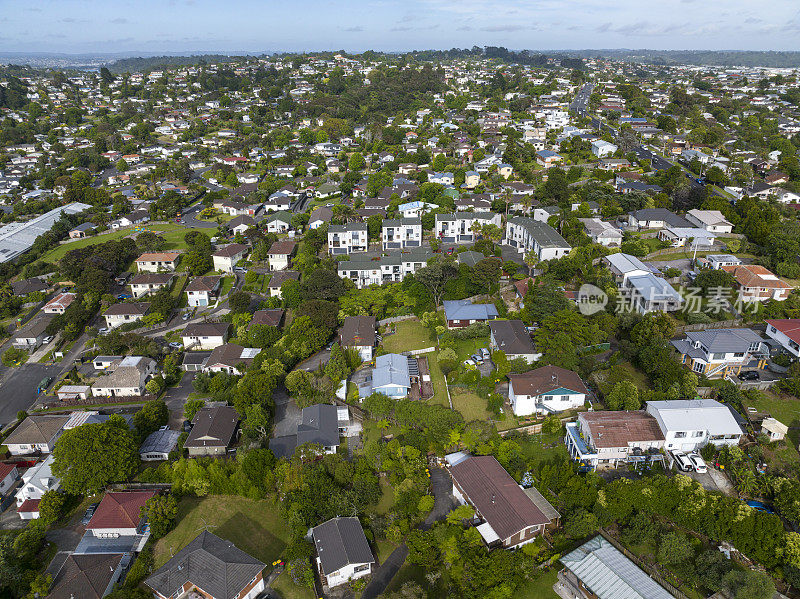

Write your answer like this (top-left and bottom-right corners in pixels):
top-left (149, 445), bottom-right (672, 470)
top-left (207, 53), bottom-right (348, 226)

top-left (15, 455), bottom-right (60, 519)
top-left (508, 365), bottom-right (588, 416)
top-left (381, 217), bottom-right (422, 250)
top-left (312, 517), bottom-right (375, 588)
top-left (686, 209), bottom-right (733, 234)
top-left (182, 322), bottom-right (229, 350)
top-left (504, 217), bottom-right (571, 261)
top-left (212, 243), bottom-right (249, 273)
top-left (135, 252), bottom-right (181, 273)
top-left (185, 276), bottom-right (222, 307)
top-left (591, 139), bottom-right (618, 158)
top-left (579, 218), bottom-right (623, 247)
top-left (328, 223), bottom-right (368, 254)
top-left (104, 302), bottom-right (151, 329)
top-left (129, 273), bottom-right (174, 298)
top-left (435, 212), bottom-right (501, 244)
top-left (671, 328), bottom-right (768, 378)
top-left (646, 399), bottom-right (743, 452)
top-left (4, 415), bottom-right (70, 456)
top-left (765, 319), bottom-right (800, 358)
top-left (91, 356), bottom-right (158, 398)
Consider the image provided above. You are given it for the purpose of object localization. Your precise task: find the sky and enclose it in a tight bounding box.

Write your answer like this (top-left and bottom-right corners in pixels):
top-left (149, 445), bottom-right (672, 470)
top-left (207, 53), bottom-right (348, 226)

top-left (3, 0), bottom-right (800, 54)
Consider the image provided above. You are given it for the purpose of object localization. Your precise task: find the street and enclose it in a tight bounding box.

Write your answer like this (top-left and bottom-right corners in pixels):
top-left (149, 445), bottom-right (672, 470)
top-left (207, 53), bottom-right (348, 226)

top-left (0, 363), bottom-right (62, 426)
top-left (569, 82), bottom-right (594, 115)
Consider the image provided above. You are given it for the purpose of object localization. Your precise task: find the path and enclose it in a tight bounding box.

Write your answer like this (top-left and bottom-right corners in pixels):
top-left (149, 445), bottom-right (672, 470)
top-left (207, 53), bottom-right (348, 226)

top-left (360, 467), bottom-right (455, 599)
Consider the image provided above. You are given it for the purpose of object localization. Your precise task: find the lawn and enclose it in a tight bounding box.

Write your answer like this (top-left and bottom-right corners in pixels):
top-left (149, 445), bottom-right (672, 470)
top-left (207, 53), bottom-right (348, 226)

top-left (153, 495), bottom-right (292, 570)
top-left (271, 571), bottom-right (316, 599)
top-left (453, 336), bottom-right (490, 362)
top-left (40, 223), bottom-right (189, 264)
top-left (743, 389), bottom-right (800, 427)
top-left (449, 388), bottom-right (516, 430)
top-left (219, 276), bottom-right (234, 297)
top-left (517, 569), bottom-right (559, 598)
top-left (368, 475), bottom-right (395, 516)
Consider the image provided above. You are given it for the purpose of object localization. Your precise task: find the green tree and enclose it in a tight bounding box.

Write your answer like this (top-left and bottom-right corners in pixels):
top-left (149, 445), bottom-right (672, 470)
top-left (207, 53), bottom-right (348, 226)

top-left (415, 260), bottom-right (457, 306)
top-left (606, 380), bottom-right (640, 411)
top-left (184, 399), bottom-right (206, 420)
top-left (142, 494), bottom-right (178, 539)
top-left (52, 421), bottom-right (139, 493)
top-left (657, 532), bottom-right (694, 565)
top-left (37, 490), bottom-right (67, 525)
top-left (133, 399), bottom-right (169, 439)
top-left (229, 291), bottom-right (251, 313)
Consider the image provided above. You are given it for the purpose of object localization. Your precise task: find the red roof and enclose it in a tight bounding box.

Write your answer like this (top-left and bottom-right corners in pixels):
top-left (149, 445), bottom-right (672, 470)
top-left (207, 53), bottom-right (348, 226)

top-left (86, 491), bottom-right (155, 530)
top-left (0, 463), bottom-right (17, 481)
top-left (767, 319), bottom-right (800, 344)
top-left (17, 498), bottom-right (40, 514)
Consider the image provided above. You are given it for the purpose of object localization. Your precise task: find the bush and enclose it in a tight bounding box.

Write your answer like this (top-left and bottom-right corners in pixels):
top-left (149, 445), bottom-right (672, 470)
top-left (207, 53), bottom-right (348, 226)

top-left (1, 347), bottom-right (27, 367)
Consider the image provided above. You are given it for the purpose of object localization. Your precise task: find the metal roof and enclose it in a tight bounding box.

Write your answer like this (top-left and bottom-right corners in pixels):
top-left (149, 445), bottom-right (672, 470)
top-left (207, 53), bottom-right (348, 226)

top-left (561, 536), bottom-right (675, 599)
top-left (312, 517), bottom-right (374, 575)
top-left (646, 399), bottom-right (742, 437)
top-left (372, 353), bottom-right (411, 390)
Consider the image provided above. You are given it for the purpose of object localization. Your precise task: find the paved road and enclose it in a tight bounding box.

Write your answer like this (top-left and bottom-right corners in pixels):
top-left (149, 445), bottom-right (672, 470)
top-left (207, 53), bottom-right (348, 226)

top-left (361, 467), bottom-right (456, 599)
top-left (295, 349), bottom-right (332, 372)
top-left (570, 82), bottom-right (594, 115)
top-left (163, 371), bottom-right (195, 427)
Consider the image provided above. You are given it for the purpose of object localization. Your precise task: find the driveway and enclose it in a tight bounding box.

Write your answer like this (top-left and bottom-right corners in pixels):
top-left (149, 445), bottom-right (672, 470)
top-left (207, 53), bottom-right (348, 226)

top-left (499, 243), bottom-right (527, 269)
top-left (44, 525), bottom-right (84, 578)
top-left (163, 371), bottom-right (195, 427)
top-left (678, 466), bottom-right (734, 495)
top-left (272, 386), bottom-right (301, 438)
top-left (295, 350), bottom-right (331, 372)
top-left (361, 467), bottom-right (455, 599)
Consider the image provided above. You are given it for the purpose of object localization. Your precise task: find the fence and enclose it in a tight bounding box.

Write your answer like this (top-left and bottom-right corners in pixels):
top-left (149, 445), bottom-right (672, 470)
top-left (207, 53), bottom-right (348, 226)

top-left (598, 528), bottom-right (691, 599)
top-left (404, 347), bottom-right (436, 356)
top-left (378, 314), bottom-right (417, 326)
top-left (674, 319), bottom-right (741, 333)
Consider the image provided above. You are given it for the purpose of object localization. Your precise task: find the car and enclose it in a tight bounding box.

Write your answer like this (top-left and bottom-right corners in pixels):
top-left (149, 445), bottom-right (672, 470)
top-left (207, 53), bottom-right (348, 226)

top-left (81, 503), bottom-right (99, 526)
top-left (234, 266), bottom-right (247, 273)
top-left (463, 359), bottom-right (476, 367)
top-left (471, 354), bottom-right (484, 365)
top-left (739, 371), bottom-right (760, 381)
top-left (182, 420), bottom-right (193, 433)
top-left (98, 327), bottom-right (109, 335)
top-left (117, 293), bottom-right (132, 300)
top-left (42, 336), bottom-right (53, 344)
top-left (446, 248), bottom-right (454, 255)
top-left (480, 348), bottom-right (490, 360)
top-left (182, 312), bottom-right (191, 321)
top-left (671, 451), bottom-right (694, 472)
top-left (687, 452), bottom-right (707, 473)
top-left (168, 342), bottom-right (183, 350)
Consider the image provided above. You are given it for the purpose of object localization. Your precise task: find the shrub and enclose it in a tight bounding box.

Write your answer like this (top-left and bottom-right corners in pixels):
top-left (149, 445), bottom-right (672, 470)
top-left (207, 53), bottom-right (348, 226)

top-left (1, 347), bottom-right (27, 367)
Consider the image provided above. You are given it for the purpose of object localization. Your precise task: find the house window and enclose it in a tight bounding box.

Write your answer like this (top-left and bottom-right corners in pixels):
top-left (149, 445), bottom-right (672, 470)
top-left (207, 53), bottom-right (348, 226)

top-left (711, 352), bottom-right (726, 360)
top-left (544, 395), bottom-right (553, 401)
top-left (561, 395), bottom-right (570, 402)
top-left (733, 352), bottom-right (744, 358)
top-left (675, 432), bottom-right (687, 439)
top-left (354, 564), bottom-right (370, 573)
top-left (693, 431), bottom-right (704, 437)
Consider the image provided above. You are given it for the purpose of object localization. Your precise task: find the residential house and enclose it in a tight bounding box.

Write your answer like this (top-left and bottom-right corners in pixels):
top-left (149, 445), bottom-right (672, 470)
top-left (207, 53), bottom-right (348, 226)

top-left (103, 302), bottom-right (150, 328)
top-left (43, 292), bottom-right (76, 314)
top-left (381, 218), bottom-right (422, 250)
top-left (263, 211), bottom-right (292, 234)
top-left (309, 206), bottom-right (333, 229)
top-left (722, 264), bottom-right (793, 302)
top-left (12, 315), bottom-right (53, 350)
top-left (646, 399), bottom-right (743, 451)
top-left (140, 428), bottom-right (180, 461)
top-left (228, 215), bottom-right (255, 235)
top-left (656, 227), bottom-right (716, 248)
top-left (371, 353), bottom-right (412, 398)
top-left (328, 223), bottom-right (368, 254)
top-left (627, 209), bottom-right (691, 230)
top-left (181, 322), bottom-right (230, 350)
top-left (435, 212), bottom-right (501, 244)
top-left (336, 250), bottom-right (432, 289)
top-left (536, 150), bottom-right (563, 168)
top-left (560, 536), bottom-right (676, 599)
top-left (269, 404), bottom-right (344, 459)
top-left (185, 276), bottom-right (222, 307)
top-left (488, 320), bottom-right (540, 364)
top-left (266, 270), bottom-right (299, 298)
top-left (312, 517), bottom-right (375, 588)
top-left (128, 273), bottom-right (173, 298)
top-left (68, 222), bottom-right (97, 239)
top-left (85, 490), bottom-right (155, 538)
top-left (340, 315), bottom-right (377, 361)
top-left (203, 343), bottom-right (259, 374)
top-left (91, 356), bottom-right (158, 397)
top-left (686, 209), bottom-right (733, 234)
top-left (443, 299), bottom-right (499, 328)
top-left (591, 140), bottom-right (618, 157)
top-left (251, 309), bottom-right (284, 327)
top-left (184, 406), bottom-right (240, 457)
top-left (4, 415), bottom-right (69, 455)
top-left (267, 239), bottom-right (297, 270)
top-left (508, 365), bottom-right (588, 416)
top-left (135, 251), bottom-right (180, 272)
top-left (212, 243), bottom-right (249, 273)
top-left (766, 319), bottom-right (800, 358)
top-left (16, 455), bottom-right (59, 519)
top-left (398, 200), bottom-right (437, 218)
top-left (603, 253), bottom-right (652, 285)
top-left (671, 328), bottom-right (768, 378)
top-left (46, 553), bottom-right (126, 599)
top-left (579, 218), bottom-right (623, 247)
top-left (145, 531), bottom-right (265, 599)
top-left (0, 464), bottom-right (19, 498)
top-left (447, 453), bottom-right (557, 548)
top-left (703, 254), bottom-right (742, 270)
top-left (565, 411), bottom-right (665, 470)
top-left (504, 217), bottom-right (571, 261)
top-left (11, 278), bottom-right (48, 296)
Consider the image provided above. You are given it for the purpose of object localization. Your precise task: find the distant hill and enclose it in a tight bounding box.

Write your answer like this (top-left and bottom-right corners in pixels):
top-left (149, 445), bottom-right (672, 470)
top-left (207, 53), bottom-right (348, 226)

top-left (561, 50), bottom-right (800, 68)
top-left (106, 54), bottom-right (256, 73)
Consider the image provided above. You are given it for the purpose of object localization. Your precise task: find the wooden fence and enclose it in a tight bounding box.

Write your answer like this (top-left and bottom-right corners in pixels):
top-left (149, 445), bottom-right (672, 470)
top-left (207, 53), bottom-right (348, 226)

top-left (674, 319), bottom-right (742, 333)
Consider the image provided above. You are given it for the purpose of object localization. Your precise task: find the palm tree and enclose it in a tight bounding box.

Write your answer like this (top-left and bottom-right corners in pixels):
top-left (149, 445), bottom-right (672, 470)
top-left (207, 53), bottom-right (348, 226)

top-left (524, 250), bottom-right (539, 276)
top-left (735, 468), bottom-right (757, 496)
top-left (447, 429), bottom-right (461, 452)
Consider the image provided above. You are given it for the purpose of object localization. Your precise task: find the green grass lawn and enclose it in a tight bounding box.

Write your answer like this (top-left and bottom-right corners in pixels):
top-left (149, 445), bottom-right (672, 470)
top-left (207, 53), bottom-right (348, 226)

top-left (449, 388), bottom-right (516, 430)
top-left (453, 336), bottom-right (490, 361)
top-left (517, 569), bottom-right (559, 598)
top-left (153, 495), bottom-right (292, 570)
top-left (40, 223), bottom-right (189, 264)
top-left (743, 389), bottom-right (800, 427)
top-left (271, 571), bottom-right (316, 599)
top-left (375, 539), bottom-right (399, 564)
top-left (219, 276), bottom-right (234, 297)
top-left (369, 476), bottom-right (395, 516)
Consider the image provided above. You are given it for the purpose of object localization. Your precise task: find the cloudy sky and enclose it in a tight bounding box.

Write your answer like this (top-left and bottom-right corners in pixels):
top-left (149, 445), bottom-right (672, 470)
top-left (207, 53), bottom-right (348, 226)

top-left (4, 0), bottom-right (800, 54)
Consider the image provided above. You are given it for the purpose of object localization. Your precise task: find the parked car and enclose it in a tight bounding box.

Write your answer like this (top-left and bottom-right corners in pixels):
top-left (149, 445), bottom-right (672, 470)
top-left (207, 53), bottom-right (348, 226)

top-left (81, 503), bottom-right (99, 526)
top-left (463, 358), bottom-right (476, 367)
top-left (471, 354), bottom-right (484, 365)
top-left (687, 452), bottom-right (707, 473)
top-left (182, 420), bottom-right (193, 433)
top-left (98, 327), bottom-right (109, 335)
top-left (480, 348), bottom-right (490, 360)
top-left (42, 336), bottom-right (53, 344)
top-left (182, 312), bottom-right (191, 321)
top-left (671, 451), bottom-right (694, 472)
top-left (739, 371), bottom-right (760, 381)
top-left (117, 293), bottom-right (132, 300)
top-left (168, 342), bottom-right (183, 350)
top-left (234, 266), bottom-right (247, 273)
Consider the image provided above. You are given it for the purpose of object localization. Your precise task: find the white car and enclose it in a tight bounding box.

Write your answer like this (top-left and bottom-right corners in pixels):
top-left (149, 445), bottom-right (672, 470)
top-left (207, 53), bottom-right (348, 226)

top-left (688, 452), bottom-right (707, 473)
top-left (97, 327), bottom-right (109, 335)
top-left (42, 336), bottom-right (53, 344)
top-left (480, 348), bottom-right (490, 360)
top-left (671, 451), bottom-right (694, 473)
top-left (463, 359), bottom-right (476, 367)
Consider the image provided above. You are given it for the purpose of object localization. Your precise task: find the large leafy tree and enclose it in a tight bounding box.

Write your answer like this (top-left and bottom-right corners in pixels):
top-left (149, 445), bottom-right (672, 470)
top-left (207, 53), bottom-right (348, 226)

top-left (52, 419), bottom-right (139, 493)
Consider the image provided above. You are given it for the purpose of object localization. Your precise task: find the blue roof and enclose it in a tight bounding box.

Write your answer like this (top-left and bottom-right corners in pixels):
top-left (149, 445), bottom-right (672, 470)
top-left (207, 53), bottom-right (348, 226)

top-left (443, 299), bottom-right (499, 321)
top-left (372, 354), bottom-right (411, 389)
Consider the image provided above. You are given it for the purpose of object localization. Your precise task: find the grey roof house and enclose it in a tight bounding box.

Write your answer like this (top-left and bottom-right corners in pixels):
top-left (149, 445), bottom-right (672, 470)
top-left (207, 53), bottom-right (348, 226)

top-left (443, 299), bottom-right (499, 328)
top-left (312, 517), bottom-right (375, 588)
top-left (269, 403), bottom-right (342, 458)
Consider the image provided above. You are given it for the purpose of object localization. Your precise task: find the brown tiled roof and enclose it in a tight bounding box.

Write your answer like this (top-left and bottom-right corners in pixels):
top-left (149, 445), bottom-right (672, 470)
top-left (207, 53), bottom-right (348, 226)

top-left (47, 553), bottom-right (123, 599)
top-left (213, 243), bottom-right (249, 258)
top-left (340, 315), bottom-right (376, 347)
top-left (449, 455), bottom-right (551, 540)
top-left (182, 322), bottom-right (230, 338)
top-left (489, 320), bottom-right (536, 355)
top-left (267, 239), bottom-right (297, 255)
top-left (185, 276), bottom-right (222, 292)
top-left (5, 415), bottom-right (70, 446)
top-left (205, 343), bottom-right (253, 369)
top-left (44, 292), bottom-right (76, 311)
top-left (86, 491), bottom-right (155, 530)
top-left (251, 309), bottom-right (284, 327)
top-left (508, 365), bottom-right (588, 397)
top-left (266, 270), bottom-right (300, 288)
top-left (136, 251), bottom-right (181, 262)
top-left (129, 273), bottom-right (174, 286)
top-left (184, 406), bottom-right (240, 449)
top-left (722, 264), bottom-right (792, 290)
top-left (579, 411), bottom-right (664, 449)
